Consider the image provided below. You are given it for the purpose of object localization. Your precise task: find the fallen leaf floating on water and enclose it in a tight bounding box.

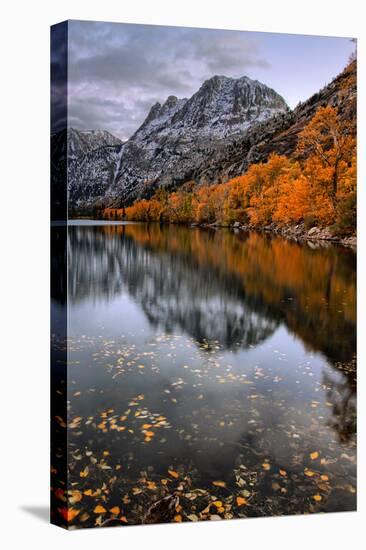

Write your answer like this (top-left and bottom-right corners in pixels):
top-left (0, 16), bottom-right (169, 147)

top-left (310, 451), bottom-right (320, 460)
top-left (94, 505), bottom-right (107, 514)
top-left (279, 469), bottom-right (287, 477)
top-left (54, 488), bottom-right (65, 501)
top-left (236, 497), bottom-right (247, 506)
top-left (320, 474), bottom-right (329, 481)
top-left (55, 416), bottom-right (66, 428)
top-left (213, 501), bottom-right (223, 508)
top-left (212, 481), bottom-right (226, 488)
top-left (79, 466), bottom-right (89, 478)
top-left (312, 494), bottom-right (322, 502)
top-left (69, 490), bottom-right (83, 504)
top-left (262, 463), bottom-right (271, 471)
top-left (173, 514), bottom-right (182, 522)
top-left (168, 470), bottom-right (179, 479)
top-left (304, 469), bottom-right (316, 477)
top-left (109, 506), bottom-right (120, 515)
top-left (58, 507), bottom-right (80, 522)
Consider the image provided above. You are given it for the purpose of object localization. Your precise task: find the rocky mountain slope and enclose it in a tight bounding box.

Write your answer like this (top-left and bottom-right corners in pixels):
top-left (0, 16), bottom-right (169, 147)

top-left (51, 129), bottom-right (123, 206)
top-left (64, 75), bottom-right (288, 207)
top-left (55, 61), bottom-right (355, 209)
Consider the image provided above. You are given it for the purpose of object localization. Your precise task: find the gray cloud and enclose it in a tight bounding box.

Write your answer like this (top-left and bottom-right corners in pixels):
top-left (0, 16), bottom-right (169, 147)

top-left (67, 21), bottom-right (271, 139)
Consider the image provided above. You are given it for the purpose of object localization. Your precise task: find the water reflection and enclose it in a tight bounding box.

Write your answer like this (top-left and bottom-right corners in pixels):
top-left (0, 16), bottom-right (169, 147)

top-left (67, 223), bottom-right (356, 363)
top-left (52, 223), bottom-right (356, 527)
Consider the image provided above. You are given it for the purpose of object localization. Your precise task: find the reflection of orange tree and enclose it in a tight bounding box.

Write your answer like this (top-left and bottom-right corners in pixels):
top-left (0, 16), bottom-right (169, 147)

top-left (121, 64), bottom-right (356, 236)
top-left (122, 223), bottom-right (355, 362)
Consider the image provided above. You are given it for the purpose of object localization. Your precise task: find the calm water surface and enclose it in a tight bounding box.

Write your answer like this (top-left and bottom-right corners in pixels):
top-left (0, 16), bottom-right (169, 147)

top-left (52, 222), bottom-right (356, 526)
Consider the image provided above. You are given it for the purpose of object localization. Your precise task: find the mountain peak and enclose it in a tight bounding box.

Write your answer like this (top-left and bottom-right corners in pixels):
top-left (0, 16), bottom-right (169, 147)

top-left (133, 74), bottom-right (288, 142)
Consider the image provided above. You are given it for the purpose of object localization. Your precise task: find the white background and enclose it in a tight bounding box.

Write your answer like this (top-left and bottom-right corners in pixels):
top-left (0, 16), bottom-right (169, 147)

top-left (0, 0), bottom-right (364, 548)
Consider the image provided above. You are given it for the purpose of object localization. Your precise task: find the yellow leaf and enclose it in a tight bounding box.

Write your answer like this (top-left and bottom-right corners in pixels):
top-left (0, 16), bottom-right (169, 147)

top-left (109, 506), bottom-right (120, 515)
top-left (213, 501), bottom-right (223, 508)
top-left (212, 481), bottom-right (226, 488)
top-left (142, 424), bottom-right (152, 429)
top-left (304, 469), bottom-right (315, 477)
top-left (173, 514), bottom-right (182, 522)
top-left (93, 505), bottom-right (107, 514)
top-left (147, 481), bottom-right (157, 490)
top-left (312, 494), bottom-right (322, 502)
top-left (236, 497), bottom-right (247, 506)
top-left (262, 463), bottom-right (271, 470)
top-left (161, 479), bottom-right (168, 485)
top-left (83, 489), bottom-right (93, 496)
top-left (144, 436), bottom-right (152, 442)
top-left (69, 490), bottom-right (83, 504)
top-left (103, 450), bottom-right (110, 456)
top-left (310, 451), bottom-right (319, 460)
top-left (79, 466), bottom-right (89, 478)
top-left (279, 469), bottom-right (287, 476)
top-left (168, 470), bottom-right (179, 479)
top-left (320, 474), bottom-right (329, 481)
top-left (144, 431), bottom-right (155, 437)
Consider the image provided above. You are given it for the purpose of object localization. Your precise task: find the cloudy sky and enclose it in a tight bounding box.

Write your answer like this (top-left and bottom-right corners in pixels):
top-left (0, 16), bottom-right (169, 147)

top-left (53, 20), bottom-right (355, 139)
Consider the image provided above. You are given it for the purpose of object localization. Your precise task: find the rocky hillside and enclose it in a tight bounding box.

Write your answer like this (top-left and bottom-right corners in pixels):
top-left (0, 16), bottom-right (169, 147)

top-left (55, 61), bottom-right (355, 209)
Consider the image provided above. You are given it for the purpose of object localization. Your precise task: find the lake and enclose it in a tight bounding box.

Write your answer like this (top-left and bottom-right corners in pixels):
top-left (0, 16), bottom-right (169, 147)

top-left (51, 222), bottom-right (356, 527)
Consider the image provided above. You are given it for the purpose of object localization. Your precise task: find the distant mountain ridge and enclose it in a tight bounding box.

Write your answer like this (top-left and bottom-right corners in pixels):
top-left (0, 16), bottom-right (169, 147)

top-left (52, 62), bottom-right (356, 209)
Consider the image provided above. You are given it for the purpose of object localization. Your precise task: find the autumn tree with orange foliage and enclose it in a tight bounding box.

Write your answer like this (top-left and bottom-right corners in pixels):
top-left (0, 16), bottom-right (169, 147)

top-left (123, 103), bottom-right (356, 236)
top-left (297, 106), bottom-right (356, 226)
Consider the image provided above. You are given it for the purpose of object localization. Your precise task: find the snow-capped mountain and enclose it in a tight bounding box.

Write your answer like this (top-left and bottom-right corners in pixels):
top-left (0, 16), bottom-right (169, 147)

top-left (67, 128), bottom-right (122, 159)
top-left (64, 74), bottom-right (288, 206)
top-left (110, 75), bottom-right (288, 203)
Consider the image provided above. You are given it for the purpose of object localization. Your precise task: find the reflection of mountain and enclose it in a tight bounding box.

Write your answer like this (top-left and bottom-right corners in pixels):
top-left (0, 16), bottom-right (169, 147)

top-left (67, 225), bottom-right (278, 350)
top-left (67, 224), bottom-right (356, 366)
top-left (123, 224), bottom-right (356, 366)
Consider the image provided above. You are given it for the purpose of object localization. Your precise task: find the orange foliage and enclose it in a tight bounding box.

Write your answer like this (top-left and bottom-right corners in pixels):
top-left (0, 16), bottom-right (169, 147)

top-left (121, 105), bottom-right (355, 235)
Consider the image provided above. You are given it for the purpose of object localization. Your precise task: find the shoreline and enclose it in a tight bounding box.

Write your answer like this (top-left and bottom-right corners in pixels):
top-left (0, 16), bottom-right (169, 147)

top-left (69, 217), bottom-right (356, 249)
top-left (193, 221), bottom-right (357, 249)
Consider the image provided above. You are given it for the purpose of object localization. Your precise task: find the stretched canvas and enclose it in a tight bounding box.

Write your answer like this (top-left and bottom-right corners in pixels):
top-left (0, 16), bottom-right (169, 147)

top-left (51, 20), bottom-right (357, 529)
